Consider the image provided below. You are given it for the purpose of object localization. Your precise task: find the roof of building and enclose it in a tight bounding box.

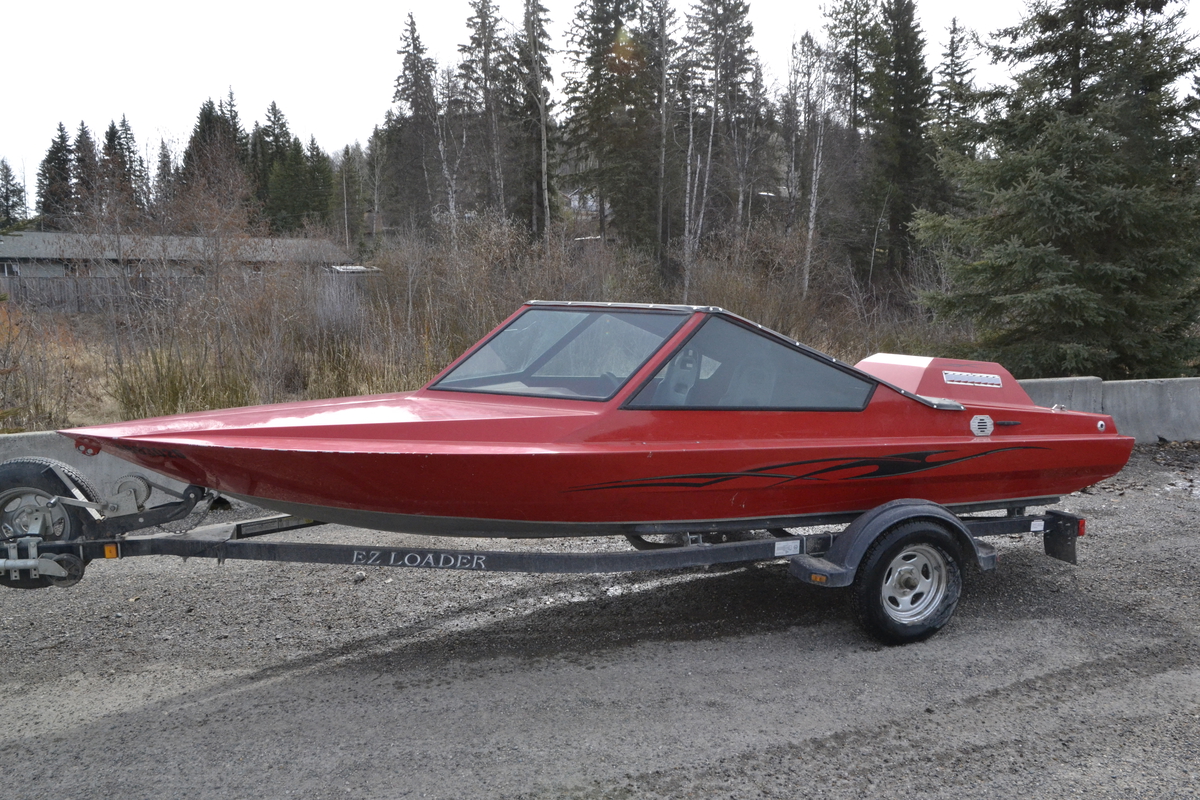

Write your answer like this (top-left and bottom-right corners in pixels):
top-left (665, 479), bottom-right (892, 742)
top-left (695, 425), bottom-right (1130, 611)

top-left (0, 231), bottom-right (349, 265)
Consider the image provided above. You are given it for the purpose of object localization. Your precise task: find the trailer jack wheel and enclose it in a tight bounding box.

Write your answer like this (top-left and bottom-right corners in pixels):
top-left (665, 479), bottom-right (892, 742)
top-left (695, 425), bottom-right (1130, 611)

top-left (851, 520), bottom-right (963, 645)
top-left (45, 554), bottom-right (86, 588)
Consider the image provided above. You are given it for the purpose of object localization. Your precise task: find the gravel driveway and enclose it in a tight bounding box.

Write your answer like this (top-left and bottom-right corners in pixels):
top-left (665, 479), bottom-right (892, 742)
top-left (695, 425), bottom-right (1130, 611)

top-left (2, 445), bottom-right (1198, 799)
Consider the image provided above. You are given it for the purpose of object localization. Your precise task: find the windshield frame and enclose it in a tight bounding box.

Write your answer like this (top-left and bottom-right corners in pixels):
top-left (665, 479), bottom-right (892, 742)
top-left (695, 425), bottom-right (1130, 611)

top-left (621, 312), bottom-right (879, 411)
top-left (427, 304), bottom-right (693, 402)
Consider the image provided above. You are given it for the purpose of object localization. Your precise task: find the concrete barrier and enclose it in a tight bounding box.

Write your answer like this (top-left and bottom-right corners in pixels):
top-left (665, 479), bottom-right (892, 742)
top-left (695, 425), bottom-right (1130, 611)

top-left (1101, 378), bottom-right (1200, 445)
top-left (1019, 377), bottom-right (1104, 414)
top-left (1019, 376), bottom-right (1200, 444)
top-left (0, 431), bottom-right (187, 499)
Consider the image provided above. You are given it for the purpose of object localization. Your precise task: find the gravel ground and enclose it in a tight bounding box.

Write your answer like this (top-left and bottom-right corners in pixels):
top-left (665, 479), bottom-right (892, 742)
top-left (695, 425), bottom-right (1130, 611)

top-left (1, 444), bottom-right (1198, 799)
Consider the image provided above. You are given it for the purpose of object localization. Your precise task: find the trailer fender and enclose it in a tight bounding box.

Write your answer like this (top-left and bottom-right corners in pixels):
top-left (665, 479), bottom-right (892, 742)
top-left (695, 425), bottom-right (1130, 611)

top-left (788, 498), bottom-right (994, 588)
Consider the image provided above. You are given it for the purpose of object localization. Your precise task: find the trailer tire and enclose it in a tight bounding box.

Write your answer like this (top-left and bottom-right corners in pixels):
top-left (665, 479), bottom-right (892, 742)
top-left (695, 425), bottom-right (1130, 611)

top-left (0, 459), bottom-right (98, 590)
top-left (851, 520), bottom-right (962, 645)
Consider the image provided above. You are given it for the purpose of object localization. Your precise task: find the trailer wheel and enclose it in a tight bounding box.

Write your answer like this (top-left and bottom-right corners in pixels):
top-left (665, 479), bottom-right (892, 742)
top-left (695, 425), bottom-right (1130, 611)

top-left (0, 459), bottom-right (98, 590)
top-left (851, 520), bottom-right (962, 645)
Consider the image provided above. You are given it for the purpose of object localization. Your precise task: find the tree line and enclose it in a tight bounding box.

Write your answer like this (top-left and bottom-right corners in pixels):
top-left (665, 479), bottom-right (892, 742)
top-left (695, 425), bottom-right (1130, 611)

top-left (4, 0), bottom-right (1200, 380)
top-left (12, 93), bottom-right (336, 239)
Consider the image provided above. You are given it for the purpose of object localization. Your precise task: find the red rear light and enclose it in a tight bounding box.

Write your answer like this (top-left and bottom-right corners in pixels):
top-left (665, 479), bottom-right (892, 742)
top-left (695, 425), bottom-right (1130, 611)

top-left (1077, 518), bottom-right (1086, 537)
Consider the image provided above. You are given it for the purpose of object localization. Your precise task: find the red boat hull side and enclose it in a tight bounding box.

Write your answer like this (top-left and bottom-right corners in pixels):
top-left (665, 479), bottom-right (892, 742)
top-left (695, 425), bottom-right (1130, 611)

top-left (61, 386), bottom-right (1134, 536)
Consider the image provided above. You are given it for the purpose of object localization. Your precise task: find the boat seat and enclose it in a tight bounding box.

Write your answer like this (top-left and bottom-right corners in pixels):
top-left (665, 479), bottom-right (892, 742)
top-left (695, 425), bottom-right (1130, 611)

top-left (650, 348), bottom-right (700, 406)
top-left (718, 357), bottom-right (777, 407)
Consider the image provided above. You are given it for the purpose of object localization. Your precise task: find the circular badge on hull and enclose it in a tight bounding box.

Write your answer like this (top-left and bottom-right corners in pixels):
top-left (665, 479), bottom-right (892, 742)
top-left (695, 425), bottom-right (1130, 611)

top-left (970, 415), bottom-right (995, 436)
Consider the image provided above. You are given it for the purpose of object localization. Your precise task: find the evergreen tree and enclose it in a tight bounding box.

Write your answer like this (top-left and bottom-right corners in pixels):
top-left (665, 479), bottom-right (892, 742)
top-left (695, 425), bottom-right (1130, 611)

top-left (183, 98), bottom-right (245, 185)
top-left (824, 0), bottom-right (880, 132)
top-left (249, 101), bottom-right (292, 207)
top-left (505, 0), bottom-right (557, 235)
top-left (919, 0), bottom-right (1200, 379)
top-left (177, 100), bottom-right (255, 238)
top-left (642, 0), bottom-right (681, 272)
top-left (678, 0), bottom-right (760, 250)
top-left (387, 13), bottom-right (440, 227)
top-left (219, 89), bottom-right (250, 159)
top-left (148, 139), bottom-right (178, 230)
top-left (459, 0), bottom-right (509, 210)
top-left (395, 13), bottom-right (437, 121)
top-left (304, 136), bottom-right (334, 227)
top-left (118, 115), bottom-right (149, 206)
top-left (0, 158), bottom-right (27, 229)
top-left (35, 123), bottom-right (73, 228)
top-left (266, 136), bottom-right (310, 231)
top-left (566, 0), bottom-right (668, 244)
top-left (101, 117), bottom-right (147, 218)
top-left (863, 0), bottom-right (934, 279)
top-left (932, 18), bottom-right (979, 157)
top-left (71, 123), bottom-right (100, 216)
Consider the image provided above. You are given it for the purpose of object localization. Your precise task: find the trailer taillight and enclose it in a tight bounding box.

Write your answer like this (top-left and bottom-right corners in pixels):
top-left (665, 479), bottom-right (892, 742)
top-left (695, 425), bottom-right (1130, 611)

top-left (1077, 518), bottom-right (1086, 537)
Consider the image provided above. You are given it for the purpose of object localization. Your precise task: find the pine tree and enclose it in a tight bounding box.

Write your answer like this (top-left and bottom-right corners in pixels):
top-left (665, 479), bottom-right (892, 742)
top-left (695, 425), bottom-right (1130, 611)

top-left (100, 117), bottom-right (147, 218)
top-left (0, 158), bottom-right (27, 229)
top-left (35, 123), bottom-right (73, 228)
top-left (824, 0), bottom-right (880, 132)
top-left (642, 0), bottom-right (681, 273)
top-left (148, 140), bottom-right (178, 230)
top-left (249, 102), bottom-right (293, 207)
top-left (118, 115), bottom-right (149, 207)
top-left (305, 136), bottom-right (334, 227)
top-left (565, 0), bottom-right (654, 243)
top-left (181, 97), bottom-right (249, 235)
top-left (459, 0), bottom-right (509, 210)
top-left (918, 0), bottom-right (1200, 379)
top-left (680, 0), bottom-right (760, 251)
top-left (388, 13), bottom-right (440, 226)
top-left (505, 0), bottom-right (557, 235)
top-left (267, 136), bottom-right (310, 231)
top-left (71, 123), bottom-right (100, 216)
top-left (932, 18), bottom-right (979, 157)
top-left (863, 0), bottom-right (934, 279)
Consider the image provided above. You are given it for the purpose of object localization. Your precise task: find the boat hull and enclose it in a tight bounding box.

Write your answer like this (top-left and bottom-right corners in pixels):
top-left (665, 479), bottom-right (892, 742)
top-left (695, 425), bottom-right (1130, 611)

top-left (65, 404), bottom-right (1132, 537)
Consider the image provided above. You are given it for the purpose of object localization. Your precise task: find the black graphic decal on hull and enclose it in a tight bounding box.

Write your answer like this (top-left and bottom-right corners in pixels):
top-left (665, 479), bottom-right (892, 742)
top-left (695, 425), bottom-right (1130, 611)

top-left (571, 447), bottom-right (1047, 492)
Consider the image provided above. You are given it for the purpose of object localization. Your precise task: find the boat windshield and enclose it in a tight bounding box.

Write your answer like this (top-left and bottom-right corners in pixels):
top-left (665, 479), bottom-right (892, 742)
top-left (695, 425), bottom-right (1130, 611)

top-left (431, 307), bottom-right (690, 400)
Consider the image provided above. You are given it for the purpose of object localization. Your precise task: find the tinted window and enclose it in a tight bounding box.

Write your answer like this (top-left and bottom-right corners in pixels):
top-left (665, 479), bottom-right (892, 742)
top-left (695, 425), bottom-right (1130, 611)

top-left (628, 316), bottom-right (874, 410)
top-left (433, 308), bottom-right (687, 400)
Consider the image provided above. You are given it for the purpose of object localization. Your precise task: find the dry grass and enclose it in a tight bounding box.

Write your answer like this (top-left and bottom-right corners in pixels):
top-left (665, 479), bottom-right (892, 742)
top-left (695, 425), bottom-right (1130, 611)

top-left (0, 305), bottom-right (105, 431)
top-left (1, 217), bottom-right (968, 428)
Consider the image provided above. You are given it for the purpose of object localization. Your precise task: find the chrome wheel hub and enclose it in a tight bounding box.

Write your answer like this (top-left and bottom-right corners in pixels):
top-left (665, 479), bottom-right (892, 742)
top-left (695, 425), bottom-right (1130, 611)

top-left (880, 544), bottom-right (948, 624)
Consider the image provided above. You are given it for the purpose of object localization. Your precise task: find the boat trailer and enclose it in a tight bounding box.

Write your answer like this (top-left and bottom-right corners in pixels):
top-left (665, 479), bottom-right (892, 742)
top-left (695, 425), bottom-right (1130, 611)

top-left (0, 458), bottom-right (1085, 644)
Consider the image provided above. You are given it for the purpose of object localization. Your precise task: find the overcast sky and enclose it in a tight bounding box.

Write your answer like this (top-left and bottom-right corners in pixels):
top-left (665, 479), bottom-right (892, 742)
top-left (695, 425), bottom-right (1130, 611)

top-left (3, 0), bottom-right (1196, 206)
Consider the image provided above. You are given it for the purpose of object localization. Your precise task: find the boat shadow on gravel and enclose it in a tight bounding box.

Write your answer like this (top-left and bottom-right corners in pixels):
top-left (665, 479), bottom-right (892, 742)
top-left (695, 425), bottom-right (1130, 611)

top-left (237, 562), bottom-right (858, 680)
top-left (244, 538), bottom-right (1133, 681)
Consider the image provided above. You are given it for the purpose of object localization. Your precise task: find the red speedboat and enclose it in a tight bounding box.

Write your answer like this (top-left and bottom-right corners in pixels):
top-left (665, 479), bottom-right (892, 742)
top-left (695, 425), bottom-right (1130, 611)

top-left (60, 302), bottom-right (1134, 537)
